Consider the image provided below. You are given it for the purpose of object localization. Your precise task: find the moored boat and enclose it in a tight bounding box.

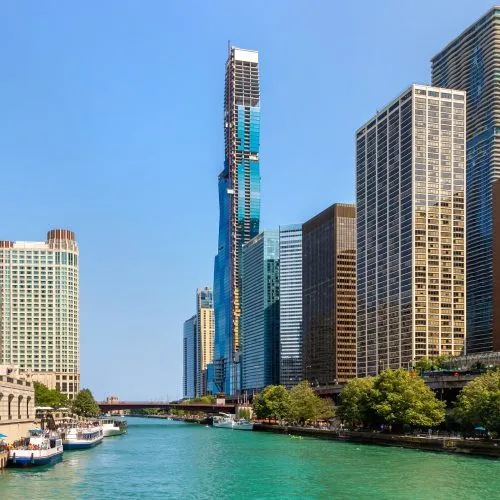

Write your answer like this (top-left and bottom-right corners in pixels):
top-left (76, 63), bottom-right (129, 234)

top-left (212, 413), bottom-right (254, 431)
top-left (7, 429), bottom-right (63, 468)
top-left (100, 418), bottom-right (128, 437)
top-left (212, 413), bottom-right (235, 429)
top-left (232, 419), bottom-right (254, 431)
top-left (60, 423), bottom-right (104, 450)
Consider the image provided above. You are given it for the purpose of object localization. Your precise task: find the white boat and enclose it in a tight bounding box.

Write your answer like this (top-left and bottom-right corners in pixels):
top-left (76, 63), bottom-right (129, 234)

top-left (7, 429), bottom-right (63, 468)
top-left (100, 418), bottom-right (128, 437)
top-left (60, 423), bottom-right (104, 450)
top-left (232, 419), bottom-right (254, 431)
top-left (213, 413), bottom-right (234, 429)
top-left (212, 413), bottom-right (254, 431)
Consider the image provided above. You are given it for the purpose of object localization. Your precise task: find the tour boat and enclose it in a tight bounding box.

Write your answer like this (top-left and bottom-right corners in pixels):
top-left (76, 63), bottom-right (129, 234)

top-left (100, 418), bottom-right (128, 437)
top-left (7, 429), bottom-right (63, 468)
top-left (60, 424), bottom-right (104, 450)
top-left (212, 413), bottom-right (254, 431)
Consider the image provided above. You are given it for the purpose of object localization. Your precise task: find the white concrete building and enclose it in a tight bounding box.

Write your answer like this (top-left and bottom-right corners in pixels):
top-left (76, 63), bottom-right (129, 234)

top-left (0, 229), bottom-right (80, 399)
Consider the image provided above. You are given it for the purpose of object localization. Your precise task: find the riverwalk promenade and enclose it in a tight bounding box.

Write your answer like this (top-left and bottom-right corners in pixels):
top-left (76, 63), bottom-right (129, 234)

top-left (254, 423), bottom-right (500, 458)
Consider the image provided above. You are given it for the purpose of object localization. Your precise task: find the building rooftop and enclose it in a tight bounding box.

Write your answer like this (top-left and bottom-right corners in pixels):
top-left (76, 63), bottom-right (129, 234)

top-left (431, 6), bottom-right (500, 62)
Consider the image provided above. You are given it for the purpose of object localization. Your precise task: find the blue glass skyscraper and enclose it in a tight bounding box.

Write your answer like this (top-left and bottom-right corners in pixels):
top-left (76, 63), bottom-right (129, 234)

top-left (432, 7), bottom-right (500, 353)
top-left (241, 230), bottom-right (280, 392)
top-left (212, 47), bottom-right (261, 394)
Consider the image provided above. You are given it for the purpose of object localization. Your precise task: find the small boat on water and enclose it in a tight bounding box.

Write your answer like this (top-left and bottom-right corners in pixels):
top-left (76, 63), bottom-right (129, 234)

top-left (60, 423), bottom-right (104, 450)
top-left (212, 413), bottom-right (254, 431)
top-left (212, 413), bottom-right (234, 429)
top-left (99, 418), bottom-right (128, 437)
top-left (233, 419), bottom-right (254, 431)
top-left (7, 429), bottom-right (63, 468)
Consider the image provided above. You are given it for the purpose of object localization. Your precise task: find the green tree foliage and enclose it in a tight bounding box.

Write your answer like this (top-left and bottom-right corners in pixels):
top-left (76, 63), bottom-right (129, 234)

top-left (337, 370), bottom-right (445, 430)
top-left (289, 381), bottom-right (335, 424)
top-left (415, 355), bottom-right (449, 373)
top-left (370, 369), bottom-right (445, 430)
top-left (453, 370), bottom-right (500, 432)
top-left (238, 407), bottom-right (251, 420)
top-left (34, 382), bottom-right (68, 409)
top-left (134, 408), bottom-right (161, 416)
top-left (338, 377), bottom-right (375, 428)
top-left (71, 388), bottom-right (100, 418)
top-left (316, 397), bottom-right (336, 421)
top-left (253, 385), bottom-right (291, 422)
top-left (184, 396), bottom-right (216, 404)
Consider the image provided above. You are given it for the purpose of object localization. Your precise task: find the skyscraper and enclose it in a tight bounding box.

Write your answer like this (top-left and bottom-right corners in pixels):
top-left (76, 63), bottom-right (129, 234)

top-left (279, 224), bottom-right (303, 389)
top-left (431, 7), bottom-right (499, 353)
top-left (493, 179), bottom-right (500, 352)
top-left (0, 229), bottom-right (80, 399)
top-left (356, 85), bottom-right (466, 377)
top-left (213, 46), bottom-right (261, 394)
top-left (183, 315), bottom-right (197, 399)
top-left (241, 230), bottom-right (279, 392)
top-left (196, 287), bottom-right (214, 396)
top-left (302, 204), bottom-right (357, 386)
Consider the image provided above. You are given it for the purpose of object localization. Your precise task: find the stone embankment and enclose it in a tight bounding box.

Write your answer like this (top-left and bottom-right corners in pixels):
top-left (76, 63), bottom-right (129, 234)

top-left (254, 424), bottom-right (500, 458)
top-left (0, 449), bottom-right (8, 469)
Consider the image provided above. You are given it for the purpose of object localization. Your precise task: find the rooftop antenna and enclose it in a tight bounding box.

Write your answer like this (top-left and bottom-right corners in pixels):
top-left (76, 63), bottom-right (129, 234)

top-left (228, 40), bottom-right (231, 55)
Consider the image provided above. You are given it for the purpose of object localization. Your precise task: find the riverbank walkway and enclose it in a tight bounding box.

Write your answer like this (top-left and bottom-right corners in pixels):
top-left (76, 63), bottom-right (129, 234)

top-left (254, 424), bottom-right (500, 458)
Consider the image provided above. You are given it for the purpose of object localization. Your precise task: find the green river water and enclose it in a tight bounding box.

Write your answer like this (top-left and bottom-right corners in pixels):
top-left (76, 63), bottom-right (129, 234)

top-left (0, 418), bottom-right (498, 499)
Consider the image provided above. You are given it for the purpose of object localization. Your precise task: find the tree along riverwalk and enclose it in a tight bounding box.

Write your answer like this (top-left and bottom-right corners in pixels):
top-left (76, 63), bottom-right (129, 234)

top-left (253, 423), bottom-right (500, 458)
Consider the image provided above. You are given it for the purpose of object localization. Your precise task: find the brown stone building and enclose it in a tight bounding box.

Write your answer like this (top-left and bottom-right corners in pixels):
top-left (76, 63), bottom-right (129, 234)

top-left (302, 203), bottom-right (357, 385)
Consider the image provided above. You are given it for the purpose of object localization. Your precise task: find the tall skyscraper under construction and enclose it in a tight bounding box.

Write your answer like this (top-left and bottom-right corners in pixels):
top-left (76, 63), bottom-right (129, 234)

top-left (212, 47), bottom-right (261, 394)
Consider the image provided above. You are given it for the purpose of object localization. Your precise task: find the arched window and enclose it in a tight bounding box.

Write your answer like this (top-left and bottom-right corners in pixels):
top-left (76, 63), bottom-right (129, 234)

top-left (26, 396), bottom-right (31, 419)
top-left (18, 395), bottom-right (24, 419)
top-left (8, 394), bottom-right (14, 420)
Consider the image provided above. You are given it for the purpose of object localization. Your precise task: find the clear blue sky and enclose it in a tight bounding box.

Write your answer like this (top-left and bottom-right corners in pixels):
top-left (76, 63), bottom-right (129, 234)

top-left (1, 0), bottom-right (492, 400)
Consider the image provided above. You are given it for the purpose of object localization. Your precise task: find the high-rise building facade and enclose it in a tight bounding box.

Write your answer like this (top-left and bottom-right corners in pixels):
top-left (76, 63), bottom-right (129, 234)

top-left (279, 224), bottom-right (303, 388)
top-left (0, 229), bottom-right (80, 399)
top-left (356, 85), bottom-right (466, 377)
top-left (213, 46), bottom-right (261, 394)
top-left (302, 204), bottom-right (357, 386)
top-left (492, 179), bottom-right (500, 352)
top-left (431, 7), bottom-right (499, 353)
top-left (196, 287), bottom-right (214, 396)
top-left (241, 230), bottom-right (279, 392)
top-left (183, 315), bottom-right (197, 399)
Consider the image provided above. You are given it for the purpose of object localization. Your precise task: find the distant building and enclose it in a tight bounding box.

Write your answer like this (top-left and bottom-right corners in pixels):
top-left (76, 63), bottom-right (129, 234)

top-left (196, 288), bottom-right (214, 396)
top-left (241, 230), bottom-right (280, 392)
top-left (183, 315), bottom-right (197, 399)
top-left (0, 230), bottom-right (80, 400)
top-left (356, 84), bottom-right (466, 376)
top-left (213, 46), bottom-right (261, 395)
top-left (279, 225), bottom-right (303, 388)
top-left (302, 204), bottom-right (357, 386)
top-left (432, 7), bottom-right (496, 353)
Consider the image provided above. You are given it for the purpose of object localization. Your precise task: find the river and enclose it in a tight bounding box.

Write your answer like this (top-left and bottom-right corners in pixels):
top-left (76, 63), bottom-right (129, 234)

top-left (0, 418), bottom-right (498, 499)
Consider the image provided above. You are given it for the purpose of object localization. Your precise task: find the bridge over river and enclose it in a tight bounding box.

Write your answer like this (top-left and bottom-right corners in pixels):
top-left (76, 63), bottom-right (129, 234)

top-left (98, 401), bottom-right (236, 414)
top-left (99, 374), bottom-right (480, 412)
